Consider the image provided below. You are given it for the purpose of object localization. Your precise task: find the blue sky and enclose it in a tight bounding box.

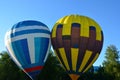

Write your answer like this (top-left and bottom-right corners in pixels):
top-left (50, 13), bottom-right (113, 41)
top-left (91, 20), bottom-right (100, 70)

top-left (0, 0), bottom-right (120, 66)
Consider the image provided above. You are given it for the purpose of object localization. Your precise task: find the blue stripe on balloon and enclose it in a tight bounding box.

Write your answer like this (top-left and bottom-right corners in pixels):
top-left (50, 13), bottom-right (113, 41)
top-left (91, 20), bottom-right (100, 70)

top-left (34, 37), bottom-right (41, 63)
top-left (14, 40), bottom-right (28, 65)
top-left (40, 38), bottom-right (50, 62)
top-left (20, 39), bottom-right (31, 64)
top-left (11, 41), bottom-right (25, 66)
top-left (10, 29), bottom-right (50, 38)
top-left (35, 37), bottom-right (49, 64)
top-left (12, 20), bottom-right (48, 29)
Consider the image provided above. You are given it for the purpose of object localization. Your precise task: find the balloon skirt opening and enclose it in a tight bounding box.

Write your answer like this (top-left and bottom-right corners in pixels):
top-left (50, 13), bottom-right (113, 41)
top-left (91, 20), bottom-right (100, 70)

top-left (69, 74), bottom-right (80, 80)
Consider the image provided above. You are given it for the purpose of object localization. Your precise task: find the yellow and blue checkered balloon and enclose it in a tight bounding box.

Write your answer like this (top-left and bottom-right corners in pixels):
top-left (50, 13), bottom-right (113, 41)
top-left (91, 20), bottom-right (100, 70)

top-left (51, 15), bottom-right (104, 80)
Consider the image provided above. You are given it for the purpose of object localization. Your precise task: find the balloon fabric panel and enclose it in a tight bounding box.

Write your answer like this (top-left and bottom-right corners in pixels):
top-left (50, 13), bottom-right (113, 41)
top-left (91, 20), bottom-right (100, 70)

top-left (11, 39), bottom-right (30, 65)
top-left (11, 40), bottom-right (26, 65)
top-left (20, 39), bottom-right (31, 64)
top-left (34, 37), bottom-right (49, 64)
top-left (71, 48), bottom-right (79, 71)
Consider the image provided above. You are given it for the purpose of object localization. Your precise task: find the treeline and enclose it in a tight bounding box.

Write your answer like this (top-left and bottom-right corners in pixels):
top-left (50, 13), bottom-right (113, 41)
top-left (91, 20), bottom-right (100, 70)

top-left (0, 45), bottom-right (120, 80)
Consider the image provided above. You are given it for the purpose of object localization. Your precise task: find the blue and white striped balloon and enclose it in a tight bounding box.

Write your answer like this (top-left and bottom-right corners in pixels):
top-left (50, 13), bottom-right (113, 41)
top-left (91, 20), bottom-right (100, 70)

top-left (5, 20), bottom-right (51, 80)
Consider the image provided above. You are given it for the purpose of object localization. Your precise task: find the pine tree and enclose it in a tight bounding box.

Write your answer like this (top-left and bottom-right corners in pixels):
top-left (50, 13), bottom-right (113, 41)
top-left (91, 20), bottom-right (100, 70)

top-left (102, 45), bottom-right (120, 80)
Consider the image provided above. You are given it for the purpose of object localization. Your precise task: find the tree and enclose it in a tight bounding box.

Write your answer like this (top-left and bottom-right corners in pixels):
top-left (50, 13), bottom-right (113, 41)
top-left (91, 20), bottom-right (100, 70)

top-left (0, 51), bottom-right (26, 80)
top-left (38, 50), bottom-right (70, 80)
top-left (102, 45), bottom-right (120, 80)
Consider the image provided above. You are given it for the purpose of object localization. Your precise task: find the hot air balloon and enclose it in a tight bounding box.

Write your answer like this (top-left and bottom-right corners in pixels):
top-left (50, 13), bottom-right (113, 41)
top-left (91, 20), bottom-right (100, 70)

top-left (5, 20), bottom-right (51, 80)
top-left (51, 15), bottom-right (104, 80)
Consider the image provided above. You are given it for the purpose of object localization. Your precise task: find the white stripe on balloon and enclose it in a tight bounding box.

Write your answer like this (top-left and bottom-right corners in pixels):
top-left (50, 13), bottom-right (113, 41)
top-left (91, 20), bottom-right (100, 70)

top-left (7, 33), bottom-right (50, 42)
top-left (27, 36), bottom-right (35, 63)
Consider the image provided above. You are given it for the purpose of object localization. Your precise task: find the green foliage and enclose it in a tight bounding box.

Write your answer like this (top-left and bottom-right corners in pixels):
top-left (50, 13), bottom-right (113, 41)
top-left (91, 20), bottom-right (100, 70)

top-left (0, 51), bottom-right (26, 80)
top-left (0, 45), bottom-right (120, 80)
top-left (102, 45), bottom-right (120, 80)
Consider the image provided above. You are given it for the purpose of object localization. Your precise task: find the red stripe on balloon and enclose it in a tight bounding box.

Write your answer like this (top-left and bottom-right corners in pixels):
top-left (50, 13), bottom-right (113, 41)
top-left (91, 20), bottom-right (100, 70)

top-left (24, 66), bottom-right (43, 72)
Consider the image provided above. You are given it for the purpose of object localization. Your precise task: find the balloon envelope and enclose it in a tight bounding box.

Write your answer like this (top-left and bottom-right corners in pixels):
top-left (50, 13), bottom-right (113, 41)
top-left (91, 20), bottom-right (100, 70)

top-left (5, 20), bottom-right (51, 80)
top-left (51, 15), bottom-right (104, 80)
